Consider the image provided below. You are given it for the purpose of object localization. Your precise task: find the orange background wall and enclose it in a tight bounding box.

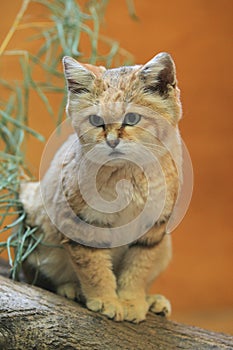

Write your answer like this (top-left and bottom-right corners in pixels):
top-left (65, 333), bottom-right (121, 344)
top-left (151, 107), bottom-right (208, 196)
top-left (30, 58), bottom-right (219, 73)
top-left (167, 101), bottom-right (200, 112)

top-left (1, 0), bottom-right (232, 333)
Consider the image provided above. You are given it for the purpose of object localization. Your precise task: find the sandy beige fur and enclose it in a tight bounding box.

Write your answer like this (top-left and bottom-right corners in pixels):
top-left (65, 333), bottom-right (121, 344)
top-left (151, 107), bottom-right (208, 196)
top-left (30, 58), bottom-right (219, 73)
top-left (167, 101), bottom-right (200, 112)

top-left (20, 52), bottom-right (182, 323)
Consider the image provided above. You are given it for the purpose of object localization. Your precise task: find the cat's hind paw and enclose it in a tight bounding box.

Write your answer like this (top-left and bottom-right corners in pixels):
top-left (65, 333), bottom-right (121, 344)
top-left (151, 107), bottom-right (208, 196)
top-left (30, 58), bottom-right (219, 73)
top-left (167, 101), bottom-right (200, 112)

top-left (146, 294), bottom-right (171, 317)
top-left (57, 282), bottom-right (82, 301)
top-left (86, 297), bottom-right (124, 322)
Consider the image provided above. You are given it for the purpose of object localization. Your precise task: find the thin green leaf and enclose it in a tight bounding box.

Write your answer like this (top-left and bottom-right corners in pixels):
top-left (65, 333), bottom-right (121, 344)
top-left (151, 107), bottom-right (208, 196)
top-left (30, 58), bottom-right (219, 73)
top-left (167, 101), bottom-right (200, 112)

top-left (0, 110), bottom-right (45, 142)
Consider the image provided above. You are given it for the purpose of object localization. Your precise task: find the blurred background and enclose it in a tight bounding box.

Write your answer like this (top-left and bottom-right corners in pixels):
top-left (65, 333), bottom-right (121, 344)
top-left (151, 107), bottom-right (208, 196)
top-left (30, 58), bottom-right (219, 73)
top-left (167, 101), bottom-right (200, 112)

top-left (1, 0), bottom-right (232, 334)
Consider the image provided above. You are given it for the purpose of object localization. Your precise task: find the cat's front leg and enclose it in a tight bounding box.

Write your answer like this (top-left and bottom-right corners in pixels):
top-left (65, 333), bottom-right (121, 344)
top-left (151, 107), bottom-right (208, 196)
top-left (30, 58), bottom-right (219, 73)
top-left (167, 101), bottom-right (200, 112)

top-left (65, 242), bottom-right (124, 321)
top-left (117, 226), bottom-right (172, 323)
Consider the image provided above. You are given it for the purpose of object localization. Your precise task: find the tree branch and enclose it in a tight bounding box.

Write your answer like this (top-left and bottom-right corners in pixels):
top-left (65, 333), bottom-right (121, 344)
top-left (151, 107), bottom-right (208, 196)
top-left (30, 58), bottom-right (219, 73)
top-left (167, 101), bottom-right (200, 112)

top-left (0, 260), bottom-right (232, 349)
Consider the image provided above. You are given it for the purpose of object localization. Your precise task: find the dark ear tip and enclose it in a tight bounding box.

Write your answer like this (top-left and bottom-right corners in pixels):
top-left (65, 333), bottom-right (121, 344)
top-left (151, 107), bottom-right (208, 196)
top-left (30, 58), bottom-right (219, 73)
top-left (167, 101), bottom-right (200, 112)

top-left (156, 52), bottom-right (175, 65)
top-left (62, 56), bottom-right (70, 62)
top-left (62, 56), bottom-right (73, 67)
top-left (156, 52), bottom-right (172, 58)
top-left (142, 52), bottom-right (176, 72)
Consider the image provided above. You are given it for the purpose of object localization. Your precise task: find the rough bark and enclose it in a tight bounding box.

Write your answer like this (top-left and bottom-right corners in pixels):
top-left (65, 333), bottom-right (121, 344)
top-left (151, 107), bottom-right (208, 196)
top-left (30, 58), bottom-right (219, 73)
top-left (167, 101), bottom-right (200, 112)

top-left (0, 262), bottom-right (232, 350)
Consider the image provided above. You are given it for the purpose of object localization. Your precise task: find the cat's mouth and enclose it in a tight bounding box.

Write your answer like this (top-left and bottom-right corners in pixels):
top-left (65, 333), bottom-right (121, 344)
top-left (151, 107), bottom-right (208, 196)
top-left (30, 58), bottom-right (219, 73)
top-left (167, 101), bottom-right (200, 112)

top-left (109, 150), bottom-right (125, 157)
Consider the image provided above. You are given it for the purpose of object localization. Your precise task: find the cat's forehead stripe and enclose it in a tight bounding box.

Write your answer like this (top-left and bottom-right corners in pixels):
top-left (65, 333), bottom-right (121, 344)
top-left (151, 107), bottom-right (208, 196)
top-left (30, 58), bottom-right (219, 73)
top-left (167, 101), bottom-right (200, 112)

top-left (103, 66), bottom-right (139, 84)
top-left (104, 66), bottom-right (135, 75)
top-left (98, 66), bottom-right (141, 101)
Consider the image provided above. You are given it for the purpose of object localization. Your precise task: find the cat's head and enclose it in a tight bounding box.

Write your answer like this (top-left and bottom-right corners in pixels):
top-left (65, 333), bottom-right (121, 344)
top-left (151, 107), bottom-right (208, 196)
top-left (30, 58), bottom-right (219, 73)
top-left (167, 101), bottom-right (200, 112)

top-left (62, 53), bottom-right (182, 161)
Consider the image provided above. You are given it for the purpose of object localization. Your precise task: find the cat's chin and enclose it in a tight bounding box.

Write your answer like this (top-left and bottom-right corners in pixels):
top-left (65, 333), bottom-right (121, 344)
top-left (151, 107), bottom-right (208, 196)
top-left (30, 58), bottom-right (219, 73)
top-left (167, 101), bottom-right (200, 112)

top-left (104, 157), bottom-right (128, 167)
top-left (108, 150), bottom-right (125, 157)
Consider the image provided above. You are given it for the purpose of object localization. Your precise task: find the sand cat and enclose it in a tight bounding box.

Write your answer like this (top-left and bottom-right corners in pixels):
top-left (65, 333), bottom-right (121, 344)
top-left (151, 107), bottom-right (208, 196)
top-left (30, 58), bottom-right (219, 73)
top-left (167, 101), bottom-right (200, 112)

top-left (20, 52), bottom-right (182, 323)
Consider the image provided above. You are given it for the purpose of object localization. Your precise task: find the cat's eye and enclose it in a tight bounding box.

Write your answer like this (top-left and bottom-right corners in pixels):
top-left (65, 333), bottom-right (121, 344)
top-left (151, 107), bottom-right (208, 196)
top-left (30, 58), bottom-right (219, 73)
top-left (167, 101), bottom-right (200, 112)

top-left (123, 113), bottom-right (141, 126)
top-left (89, 115), bottom-right (105, 127)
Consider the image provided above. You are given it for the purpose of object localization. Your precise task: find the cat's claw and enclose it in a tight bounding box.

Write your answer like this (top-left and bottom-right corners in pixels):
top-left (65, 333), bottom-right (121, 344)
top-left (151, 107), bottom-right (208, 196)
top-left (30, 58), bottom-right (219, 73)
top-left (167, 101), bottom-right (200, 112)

top-left (146, 294), bottom-right (171, 317)
top-left (86, 297), bottom-right (124, 321)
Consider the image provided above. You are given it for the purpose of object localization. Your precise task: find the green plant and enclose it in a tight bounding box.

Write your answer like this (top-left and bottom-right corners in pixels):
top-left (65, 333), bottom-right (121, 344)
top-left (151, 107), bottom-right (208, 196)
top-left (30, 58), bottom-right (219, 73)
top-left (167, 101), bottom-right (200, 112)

top-left (0, 0), bottom-right (134, 279)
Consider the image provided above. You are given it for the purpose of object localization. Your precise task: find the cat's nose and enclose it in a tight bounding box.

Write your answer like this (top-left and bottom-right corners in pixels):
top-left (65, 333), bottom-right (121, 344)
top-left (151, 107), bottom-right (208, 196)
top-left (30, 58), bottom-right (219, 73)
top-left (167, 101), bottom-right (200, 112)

top-left (106, 138), bottom-right (120, 148)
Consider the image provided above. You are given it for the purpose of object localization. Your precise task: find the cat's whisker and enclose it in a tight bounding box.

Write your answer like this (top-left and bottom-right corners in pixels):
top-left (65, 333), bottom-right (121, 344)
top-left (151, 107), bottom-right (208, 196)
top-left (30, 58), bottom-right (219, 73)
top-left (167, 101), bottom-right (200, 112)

top-left (126, 139), bottom-right (165, 147)
top-left (82, 142), bottom-right (98, 147)
top-left (141, 141), bottom-right (167, 149)
top-left (125, 140), bottom-right (166, 149)
top-left (141, 144), bottom-right (166, 155)
top-left (142, 146), bottom-right (167, 153)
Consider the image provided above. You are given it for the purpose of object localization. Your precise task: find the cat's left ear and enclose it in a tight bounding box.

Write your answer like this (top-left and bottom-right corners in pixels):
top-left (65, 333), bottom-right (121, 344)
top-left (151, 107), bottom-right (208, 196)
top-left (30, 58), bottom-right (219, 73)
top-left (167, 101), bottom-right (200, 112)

top-left (139, 52), bottom-right (177, 97)
top-left (62, 56), bottom-right (96, 94)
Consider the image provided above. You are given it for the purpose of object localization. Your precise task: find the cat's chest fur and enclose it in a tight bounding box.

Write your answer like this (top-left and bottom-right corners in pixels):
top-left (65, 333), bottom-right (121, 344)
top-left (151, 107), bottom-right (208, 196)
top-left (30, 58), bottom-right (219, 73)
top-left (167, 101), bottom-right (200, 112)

top-left (57, 134), bottom-right (174, 230)
top-left (62, 151), bottom-right (150, 228)
top-left (78, 163), bottom-right (149, 227)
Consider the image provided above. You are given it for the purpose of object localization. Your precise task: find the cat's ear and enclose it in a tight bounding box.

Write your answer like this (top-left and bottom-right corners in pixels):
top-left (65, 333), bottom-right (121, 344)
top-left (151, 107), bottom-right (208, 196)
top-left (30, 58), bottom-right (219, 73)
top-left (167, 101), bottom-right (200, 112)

top-left (62, 56), bottom-right (96, 94)
top-left (139, 52), bottom-right (177, 97)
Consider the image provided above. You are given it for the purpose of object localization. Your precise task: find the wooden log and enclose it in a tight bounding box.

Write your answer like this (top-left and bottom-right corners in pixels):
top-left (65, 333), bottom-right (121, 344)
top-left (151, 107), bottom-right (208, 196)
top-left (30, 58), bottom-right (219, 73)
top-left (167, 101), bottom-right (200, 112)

top-left (0, 274), bottom-right (232, 350)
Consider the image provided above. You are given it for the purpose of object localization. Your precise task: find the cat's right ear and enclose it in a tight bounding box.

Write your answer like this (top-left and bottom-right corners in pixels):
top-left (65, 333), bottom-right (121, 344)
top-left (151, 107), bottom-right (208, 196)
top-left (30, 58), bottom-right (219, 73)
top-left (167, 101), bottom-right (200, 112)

top-left (139, 52), bottom-right (177, 97)
top-left (62, 56), bottom-right (95, 94)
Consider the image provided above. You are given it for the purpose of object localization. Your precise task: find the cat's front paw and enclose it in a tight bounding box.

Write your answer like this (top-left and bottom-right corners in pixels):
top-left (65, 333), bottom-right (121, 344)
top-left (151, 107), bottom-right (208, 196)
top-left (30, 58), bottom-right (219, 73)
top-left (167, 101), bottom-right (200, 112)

top-left (146, 294), bottom-right (171, 317)
top-left (86, 297), bottom-right (124, 321)
top-left (120, 297), bottom-right (149, 323)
